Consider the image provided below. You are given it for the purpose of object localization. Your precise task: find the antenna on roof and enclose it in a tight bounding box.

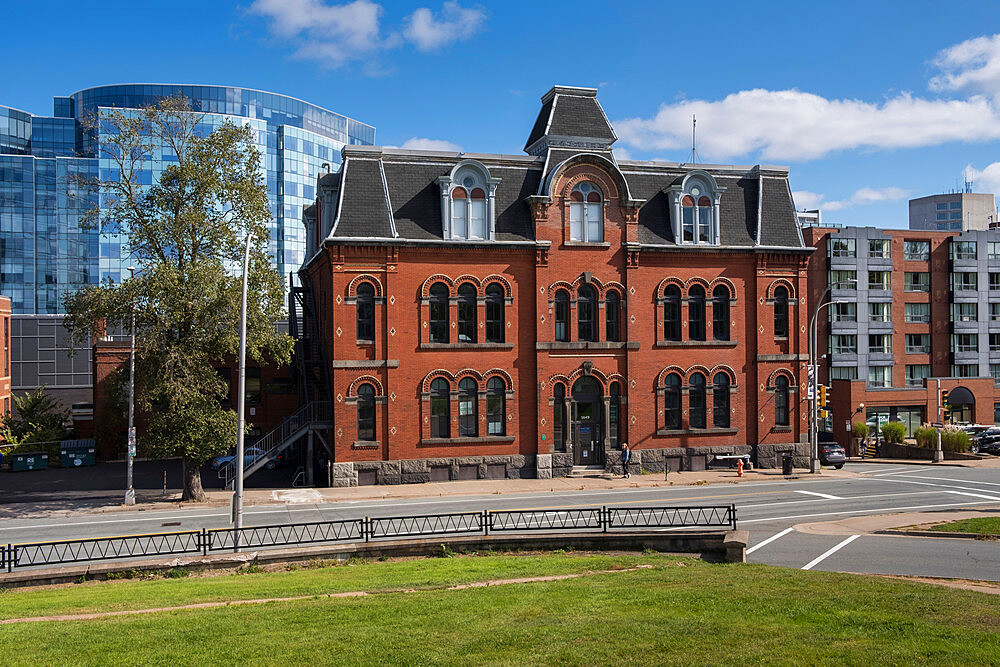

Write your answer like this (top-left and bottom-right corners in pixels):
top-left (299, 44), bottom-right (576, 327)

top-left (689, 115), bottom-right (698, 164)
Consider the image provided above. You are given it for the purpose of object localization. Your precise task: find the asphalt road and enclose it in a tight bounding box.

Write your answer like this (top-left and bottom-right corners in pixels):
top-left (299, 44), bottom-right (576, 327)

top-left (2, 463), bottom-right (999, 580)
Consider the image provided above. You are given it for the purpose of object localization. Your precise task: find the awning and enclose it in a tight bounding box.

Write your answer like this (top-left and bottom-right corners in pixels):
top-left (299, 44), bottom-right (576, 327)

top-left (948, 386), bottom-right (975, 405)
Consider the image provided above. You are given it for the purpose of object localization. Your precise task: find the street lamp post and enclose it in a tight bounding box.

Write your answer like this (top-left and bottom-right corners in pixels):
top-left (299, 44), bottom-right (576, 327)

top-left (233, 232), bottom-right (253, 552)
top-left (808, 281), bottom-right (852, 474)
top-left (125, 265), bottom-right (136, 506)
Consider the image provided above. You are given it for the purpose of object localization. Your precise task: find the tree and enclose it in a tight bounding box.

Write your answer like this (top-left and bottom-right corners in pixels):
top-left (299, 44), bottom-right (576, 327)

top-left (1, 386), bottom-right (70, 448)
top-left (64, 97), bottom-right (292, 501)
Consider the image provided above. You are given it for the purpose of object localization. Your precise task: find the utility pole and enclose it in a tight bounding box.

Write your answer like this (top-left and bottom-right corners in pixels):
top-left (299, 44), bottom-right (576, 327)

top-left (934, 378), bottom-right (944, 463)
top-left (233, 232), bottom-right (253, 552)
top-left (808, 283), bottom-right (850, 473)
top-left (125, 266), bottom-right (136, 506)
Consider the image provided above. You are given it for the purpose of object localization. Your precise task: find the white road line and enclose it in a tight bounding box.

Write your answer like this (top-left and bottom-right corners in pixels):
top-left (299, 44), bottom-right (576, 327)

top-left (738, 499), bottom-right (998, 525)
top-left (895, 474), bottom-right (1000, 488)
top-left (795, 490), bottom-right (842, 500)
top-left (947, 491), bottom-right (1000, 501)
top-left (740, 491), bottom-right (936, 510)
top-left (878, 476), bottom-right (1000, 499)
top-left (802, 534), bottom-right (860, 570)
top-left (867, 469), bottom-right (929, 477)
top-left (746, 528), bottom-right (794, 554)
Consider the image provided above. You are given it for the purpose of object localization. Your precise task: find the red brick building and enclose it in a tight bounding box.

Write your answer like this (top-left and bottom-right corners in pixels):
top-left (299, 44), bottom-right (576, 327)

top-left (803, 224), bottom-right (1000, 452)
top-left (299, 86), bottom-right (812, 485)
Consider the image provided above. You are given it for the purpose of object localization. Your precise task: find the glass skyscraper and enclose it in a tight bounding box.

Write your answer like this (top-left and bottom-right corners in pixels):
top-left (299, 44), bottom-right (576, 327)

top-left (1, 84), bottom-right (374, 404)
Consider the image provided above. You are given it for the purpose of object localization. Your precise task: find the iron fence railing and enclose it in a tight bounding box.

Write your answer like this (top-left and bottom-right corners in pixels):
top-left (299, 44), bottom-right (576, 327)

top-left (2, 504), bottom-right (736, 572)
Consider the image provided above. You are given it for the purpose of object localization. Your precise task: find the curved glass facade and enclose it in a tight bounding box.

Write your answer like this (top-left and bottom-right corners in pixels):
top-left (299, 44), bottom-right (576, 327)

top-left (1, 84), bottom-right (374, 315)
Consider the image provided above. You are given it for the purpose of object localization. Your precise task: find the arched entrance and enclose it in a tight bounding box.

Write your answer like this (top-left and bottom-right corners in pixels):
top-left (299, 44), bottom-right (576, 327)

top-left (948, 386), bottom-right (975, 424)
top-left (571, 376), bottom-right (605, 466)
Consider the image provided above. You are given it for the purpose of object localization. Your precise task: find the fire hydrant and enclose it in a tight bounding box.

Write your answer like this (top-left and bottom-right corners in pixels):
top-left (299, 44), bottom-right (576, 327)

top-left (737, 458), bottom-right (744, 478)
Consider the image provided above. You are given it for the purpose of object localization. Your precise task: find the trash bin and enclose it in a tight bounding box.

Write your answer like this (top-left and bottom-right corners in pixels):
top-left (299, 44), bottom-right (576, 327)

top-left (11, 452), bottom-right (49, 472)
top-left (781, 453), bottom-right (793, 476)
top-left (60, 439), bottom-right (96, 468)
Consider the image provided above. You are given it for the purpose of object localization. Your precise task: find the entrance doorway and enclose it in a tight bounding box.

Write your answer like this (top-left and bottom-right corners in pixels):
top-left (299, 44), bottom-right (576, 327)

top-left (572, 377), bottom-right (604, 466)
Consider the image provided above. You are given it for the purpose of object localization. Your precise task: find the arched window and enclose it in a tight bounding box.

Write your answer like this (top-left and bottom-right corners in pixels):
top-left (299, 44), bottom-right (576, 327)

top-left (609, 381), bottom-right (620, 448)
top-left (485, 283), bottom-right (504, 343)
top-left (356, 282), bottom-right (375, 342)
top-left (578, 285), bottom-right (597, 342)
top-left (606, 290), bottom-right (621, 342)
top-left (554, 290), bottom-right (570, 342)
top-left (430, 378), bottom-right (450, 438)
top-left (689, 285), bottom-right (706, 341)
top-left (712, 285), bottom-right (730, 341)
top-left (713, 373), bottom-right (730, 428)
top-left (357, 383), bottom-right (375, 441)
top-left (429, 282), bottom-right (449, 343)
top-left (569, 181), bottom-right (603, 243)
top-left (487, 377), bottom-right (506, 436)
top-left (678, 178), bottom-right (716, 245)
top-left (457, 283), bottom-right (477, 343)
top-left (775, 375), bottom-right (790, 426)
top-left (664, 373), bottom-right (681, 430)
top-left (689, 373), bottom-right (706, 429)
top-left (553, 383), bottom-right (566, 450)
top-left (774, 286), bottom-right (789, 338)
top-left (458, 377), bottom-right (478, 437)
top-left (664, 285), bottom-right (681, 341)
top-left (452, 181), bottom-right (487, 240)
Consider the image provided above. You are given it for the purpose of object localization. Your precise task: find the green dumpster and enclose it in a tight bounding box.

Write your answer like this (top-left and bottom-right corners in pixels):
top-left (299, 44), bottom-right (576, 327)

top-left (60, 439), bottom-right (96, 467)
top-left (11, 452), bottom-right (49, 472)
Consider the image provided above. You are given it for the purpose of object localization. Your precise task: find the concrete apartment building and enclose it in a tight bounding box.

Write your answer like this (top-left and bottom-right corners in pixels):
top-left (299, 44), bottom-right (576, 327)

top-left (803, 224), bottom-right (1000, 450)
top-left (909, 192), bottom-right (998, 232)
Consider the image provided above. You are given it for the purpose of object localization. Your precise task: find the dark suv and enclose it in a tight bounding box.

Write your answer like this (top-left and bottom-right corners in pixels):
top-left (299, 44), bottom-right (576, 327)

top-left (819, 443), bottom-right (846, 469)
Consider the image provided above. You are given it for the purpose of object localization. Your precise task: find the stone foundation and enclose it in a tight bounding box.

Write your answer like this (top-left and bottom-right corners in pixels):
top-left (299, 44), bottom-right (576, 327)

top-left (332, 454), bottom-right (536, 487)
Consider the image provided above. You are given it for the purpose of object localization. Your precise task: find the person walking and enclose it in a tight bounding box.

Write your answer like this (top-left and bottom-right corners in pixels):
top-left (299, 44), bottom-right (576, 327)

top-left (621, 442), bottom-right (631, 479)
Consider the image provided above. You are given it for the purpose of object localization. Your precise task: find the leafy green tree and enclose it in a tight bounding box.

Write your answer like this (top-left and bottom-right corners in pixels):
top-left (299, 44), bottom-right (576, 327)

top-left (1, 386), bottom-right (69, 448)
top-left (64, 97), bottom-right (292, 501)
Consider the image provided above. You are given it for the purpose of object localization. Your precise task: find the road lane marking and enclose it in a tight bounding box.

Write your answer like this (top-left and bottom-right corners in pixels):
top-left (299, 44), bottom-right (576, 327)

top-left (879, 477), bottom-right (1000, 499)
top-left (866, 469), bottom-right (929, 477)
top-left (795, 490), bottom-right (842, 500)
top-left (738, 499), bottom-right (998, 525)
top-left (746, 528), bottom-right (794, 554)
top-left (896, 474), bottom-right (1000, 488)
top-left (739, 491), bottom-right (938, 511)
top-left (802, 534), bottom-right (860, 570)
top-left (947, 491), bottom-right (1000, 501)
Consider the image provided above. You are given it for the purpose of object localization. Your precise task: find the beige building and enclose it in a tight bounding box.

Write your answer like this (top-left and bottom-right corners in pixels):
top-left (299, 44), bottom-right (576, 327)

top-left (909, 192), bottom-right (997, 231)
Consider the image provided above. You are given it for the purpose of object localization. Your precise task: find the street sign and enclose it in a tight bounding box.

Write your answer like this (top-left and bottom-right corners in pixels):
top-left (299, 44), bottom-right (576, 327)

top-left (931, 422), bottom-right (944, 428)
top-left (807, 365), bottom-right (815, 400)
top-left (128, 427), bottom-right (136, 457)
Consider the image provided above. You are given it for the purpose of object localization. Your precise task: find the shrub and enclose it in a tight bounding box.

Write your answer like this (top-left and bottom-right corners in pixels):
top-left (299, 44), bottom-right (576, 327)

top-left (851, 422), bottom-right (869, 439)
top-left (913, 426), bottom-right (937, 449)
top-left (880, 421), bottom-right (906, 444)
top-left (940, 427), bottom-right (970, 453)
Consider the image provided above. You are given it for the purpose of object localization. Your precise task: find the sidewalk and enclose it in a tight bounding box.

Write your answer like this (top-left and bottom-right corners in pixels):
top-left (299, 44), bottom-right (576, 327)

top-left (846, 456), bottom-right (1000, 468)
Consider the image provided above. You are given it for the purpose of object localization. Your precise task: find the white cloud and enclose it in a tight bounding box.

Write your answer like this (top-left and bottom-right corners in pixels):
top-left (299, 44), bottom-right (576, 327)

top-left (792, 187), bottom-right (911, 212)
top-left (614, 33), bottom-right (1000, 163)
top-left (398, 137), bottom-right (463, 152)
top-left (249, 0), bottom-right (485, 69)
top-left (403, 1), bottom-right (486, 52)
top-left (930, 33), bottom-right (1000, 97)
top-left (964, 162), bottom-right (1000, 195)
top-left (250, 0), bottom-right (386, 68)
top-left (612, 146), bottom-right (633, 162)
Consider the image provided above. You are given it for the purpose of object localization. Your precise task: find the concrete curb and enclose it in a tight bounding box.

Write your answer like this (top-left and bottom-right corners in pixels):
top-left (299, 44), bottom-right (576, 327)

top-left (875, 529), bottom-right (1000, 540)
top-left (0, 530), bottom-right (744, 589)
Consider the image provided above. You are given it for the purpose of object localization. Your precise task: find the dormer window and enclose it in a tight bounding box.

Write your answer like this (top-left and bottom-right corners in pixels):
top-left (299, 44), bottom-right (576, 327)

top-left (669, 172), bottom-right (724, 246)
top-left (438, 160), bottom-right (500, 241)
top-left (569, 181), bottom-right (603, 242)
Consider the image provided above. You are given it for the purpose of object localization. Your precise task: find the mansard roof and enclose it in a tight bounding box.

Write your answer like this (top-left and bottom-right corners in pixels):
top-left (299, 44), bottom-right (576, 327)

top-left (317, 85), bottom-right (805, 252)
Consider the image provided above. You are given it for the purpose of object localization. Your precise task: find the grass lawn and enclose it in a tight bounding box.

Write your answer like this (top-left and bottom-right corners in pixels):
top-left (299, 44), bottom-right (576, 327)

top-left (2, 553), bottom-right (999, 665)
top-left (928, 516), bottom-right (1000, 535)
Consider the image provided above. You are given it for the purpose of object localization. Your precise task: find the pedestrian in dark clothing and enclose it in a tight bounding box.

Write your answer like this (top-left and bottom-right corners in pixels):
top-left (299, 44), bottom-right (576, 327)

top-left (621, 443), bottom-right (631, 479)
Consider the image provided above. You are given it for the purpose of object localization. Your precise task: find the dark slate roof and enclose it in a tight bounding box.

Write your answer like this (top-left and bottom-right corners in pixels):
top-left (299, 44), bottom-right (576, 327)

top-left (524, 86), bottom-right (616, 152)
top-left (759, 177), bottom-right (804, 247)
top-left (331, 158), bottom-right (393, 238)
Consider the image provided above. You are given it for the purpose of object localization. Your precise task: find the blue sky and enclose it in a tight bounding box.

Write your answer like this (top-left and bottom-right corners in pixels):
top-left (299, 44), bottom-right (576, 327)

top-left (5, 0), bottom-right (1000, 228)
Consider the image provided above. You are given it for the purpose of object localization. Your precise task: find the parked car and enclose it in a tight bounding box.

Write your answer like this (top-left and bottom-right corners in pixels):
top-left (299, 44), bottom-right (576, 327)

top-left (819, 443), bottom-right (846, 469)
top-left (210, 446), bottom-right (280, 471)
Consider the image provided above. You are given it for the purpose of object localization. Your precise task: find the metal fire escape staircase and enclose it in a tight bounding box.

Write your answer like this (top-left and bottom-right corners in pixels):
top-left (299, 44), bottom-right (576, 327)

top-left (219, 274), bottom-right (334, 489)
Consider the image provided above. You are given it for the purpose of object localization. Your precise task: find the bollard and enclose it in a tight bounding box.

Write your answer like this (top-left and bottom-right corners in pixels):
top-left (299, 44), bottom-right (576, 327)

top-left (665, 463), bottom-right (669, 481)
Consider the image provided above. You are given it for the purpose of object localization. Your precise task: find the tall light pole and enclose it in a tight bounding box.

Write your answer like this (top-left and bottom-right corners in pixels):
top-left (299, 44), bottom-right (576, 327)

top-left (125, 265), bottom-right (136, 506)
top-left (233, 232), bottom-right (253, 552)
top-left (808, 280), bottom-right (851, 474)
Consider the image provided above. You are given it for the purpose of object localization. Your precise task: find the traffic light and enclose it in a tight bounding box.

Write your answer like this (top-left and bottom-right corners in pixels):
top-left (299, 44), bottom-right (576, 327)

top-left (941, 389), bottom-right (951, 422)
top-left (819, 385), bottom-right (828, 407)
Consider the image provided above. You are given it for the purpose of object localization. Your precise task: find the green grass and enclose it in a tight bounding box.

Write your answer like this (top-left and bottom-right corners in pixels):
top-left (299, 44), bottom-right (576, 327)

top-left (928, 516), bottom-right (1000, 535)
top-left (2, 553), bottom-right (1000, 665)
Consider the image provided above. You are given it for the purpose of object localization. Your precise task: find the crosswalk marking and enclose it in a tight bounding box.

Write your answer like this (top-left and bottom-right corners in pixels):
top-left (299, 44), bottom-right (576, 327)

top-left (746, 527), bottom-right (794, 554)
top-left (802, 534), bottom-right (860, 570)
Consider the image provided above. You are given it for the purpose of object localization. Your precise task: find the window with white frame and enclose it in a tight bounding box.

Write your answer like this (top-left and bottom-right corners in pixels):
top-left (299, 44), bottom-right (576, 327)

top-left (904, 240), bottom-right (930, 260)
top-left (952, 333), bottom-right (978, 353)
top-left (868, 239), bottom-right (890, 258)
top-left (991, 364), bottom-right (1000, 381)
top-left (990, 333), bottom-right (1000, 352)
top-left (868, 334), bottom-right (892, 354)
top-left (569, 181), bottom-right (604, 243)
top-left (905, 333), bottom-right (930, 353)
top-left (669, 172), bottom-right (722, 245)
top-left (829, 238), bottom-right (856, 258)
top-left (830, 302), bottom-right (857, 322)
top-left (952, 364), bottom-right (977, 377)
top-left (952, 302), bottom-right (978, 322)
top-left (829, 270), bottom-right (857, 289)
top-left (868, 271), bottom-right (891, 290)
top-left (951, 272), bottom-right (978, 291)
top-left (904, 272), bottom-right (929, 292)
top-left (869, 302), bottom-right (891, 323)
top-left (830, 366), bottom-right (858, 380)
top-left (438, 161), bottom-right (498, 241)
top-left (992, 303), bottom-right (1000, 321)
top-left (951, 240), bottom-right (977, 260)
top-left (989, 242), bottom-right (1000, 260)
top-left (905, 364), bottom-right (929, 386)
top-left (868, 365), bottom-right (892, 388)
top-left (830, 334), bottom-right (857, 354)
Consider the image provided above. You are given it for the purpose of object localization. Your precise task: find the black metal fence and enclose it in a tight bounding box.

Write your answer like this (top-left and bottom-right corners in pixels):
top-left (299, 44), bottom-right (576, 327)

top-left (1, 504), bottom-right (736, 572)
